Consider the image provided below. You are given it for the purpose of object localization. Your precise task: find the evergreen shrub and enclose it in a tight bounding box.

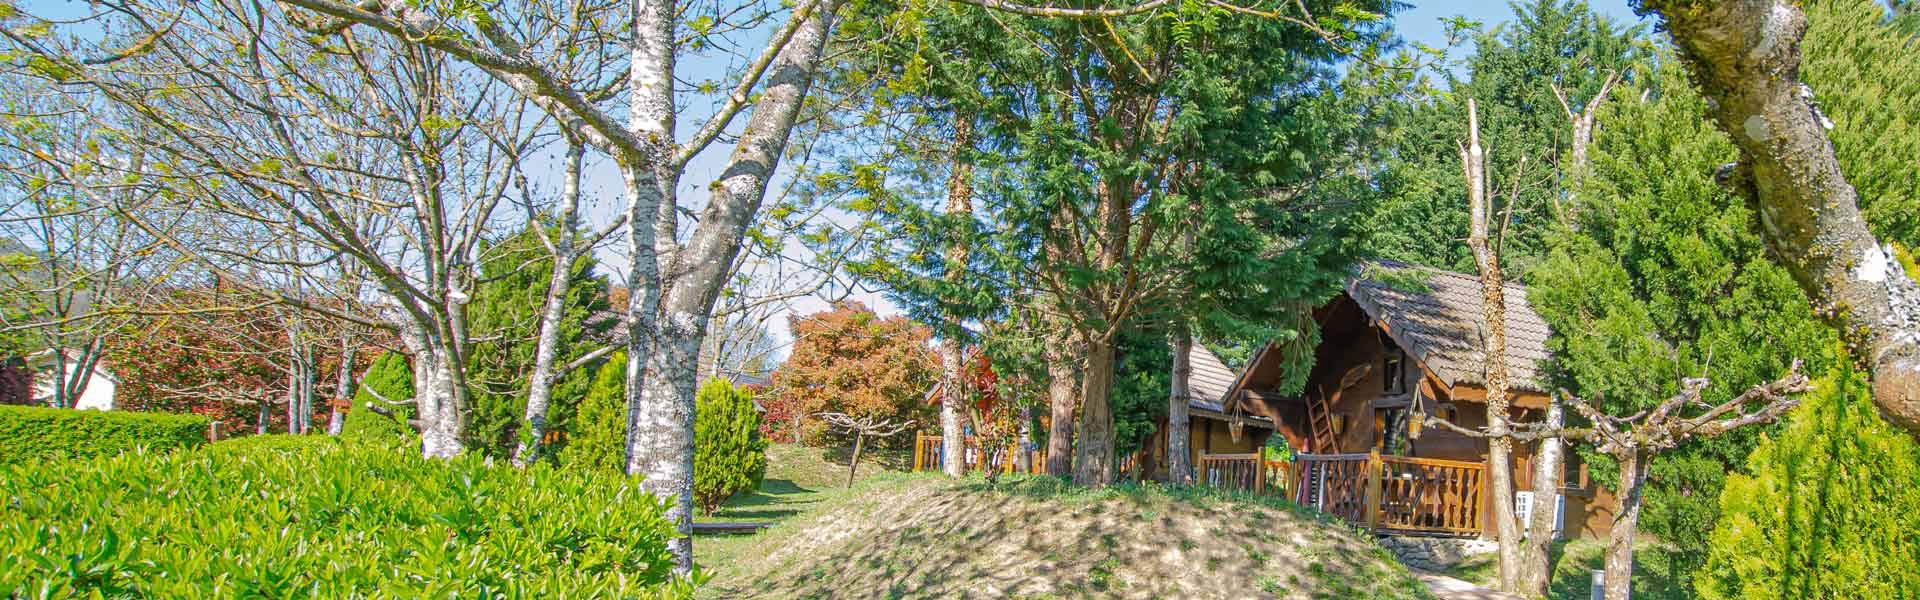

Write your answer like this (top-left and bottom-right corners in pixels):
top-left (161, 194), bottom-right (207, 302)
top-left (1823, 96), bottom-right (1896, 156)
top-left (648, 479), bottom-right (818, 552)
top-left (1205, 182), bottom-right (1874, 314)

top-left (1697, 373), bottom-right (1920, 599)
top-left (341, 352), bottom-right (415, 443)
top-left (558, 353), bottom-right (627, 473)
top-left (693, 377), bottom-right (767, 513)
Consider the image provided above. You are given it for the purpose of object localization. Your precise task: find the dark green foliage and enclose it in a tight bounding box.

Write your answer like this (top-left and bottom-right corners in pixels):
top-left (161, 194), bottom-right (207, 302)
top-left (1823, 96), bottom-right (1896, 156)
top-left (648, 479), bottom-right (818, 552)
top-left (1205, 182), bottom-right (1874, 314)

top-left (1369, 0), bottom-right (1646, 274)
top-left (465, 226), bottom-right (610, 458)
top-left (692, 378), bottom-right (768, 513)
top-left (558, 352), bottom-right (627, 474)
top-left (1528, 60), bottom-right (1845, 594)
top-left (0, 405), bottom-right (208, 465)
top-left (0, 435), bottom-right (689, 598)
top-left (1698, 374), bottom-right (1920, 599)
top-left (341, 352), bottom-right (415, 443)
top-left (1801, 0), bottom-right (1920, 250)
top-left (1111, 327), bottom-right (1171, 458)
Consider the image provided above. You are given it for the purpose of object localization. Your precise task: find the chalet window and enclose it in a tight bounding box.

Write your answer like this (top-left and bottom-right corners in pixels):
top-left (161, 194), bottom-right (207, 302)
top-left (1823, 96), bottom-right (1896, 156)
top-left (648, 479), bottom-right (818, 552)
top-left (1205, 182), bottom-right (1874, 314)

top-left (1562, 450), bottom-right (1590, 491)
top-left (1382, 342), bottom-right (1407, 395)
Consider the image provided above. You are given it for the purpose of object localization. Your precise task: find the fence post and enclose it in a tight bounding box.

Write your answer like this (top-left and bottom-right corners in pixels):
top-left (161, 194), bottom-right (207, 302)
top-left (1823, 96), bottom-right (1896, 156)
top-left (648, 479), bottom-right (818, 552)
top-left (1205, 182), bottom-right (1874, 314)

top-left (1254, 456), bottom-right (1267, 493)
top-left (913, 433), bottom-right (924, 472)
top-left (1364, 450), bottom-right (1383, 531)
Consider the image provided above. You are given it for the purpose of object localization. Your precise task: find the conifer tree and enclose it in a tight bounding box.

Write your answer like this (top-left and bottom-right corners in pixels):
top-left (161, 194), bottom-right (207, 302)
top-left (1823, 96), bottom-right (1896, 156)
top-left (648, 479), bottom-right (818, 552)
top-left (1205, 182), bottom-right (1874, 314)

top-left (341, 352), bottom-right (417, 442)
top-left (692, 378), bottom-right (769, 513)
top-left (464, 226), bottom-right (610, 460)
top-left (1531, 59), bottom-right (1845, 595)
top-left (558, 353), bottom-right (629, 474)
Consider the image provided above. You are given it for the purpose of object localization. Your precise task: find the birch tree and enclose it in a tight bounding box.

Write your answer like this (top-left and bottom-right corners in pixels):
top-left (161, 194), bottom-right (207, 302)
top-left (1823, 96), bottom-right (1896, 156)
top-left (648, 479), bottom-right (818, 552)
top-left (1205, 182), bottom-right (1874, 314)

top-left (268, 0), bottom-right (846, 568)
top-left (1, 0), bottom-right (550, 458)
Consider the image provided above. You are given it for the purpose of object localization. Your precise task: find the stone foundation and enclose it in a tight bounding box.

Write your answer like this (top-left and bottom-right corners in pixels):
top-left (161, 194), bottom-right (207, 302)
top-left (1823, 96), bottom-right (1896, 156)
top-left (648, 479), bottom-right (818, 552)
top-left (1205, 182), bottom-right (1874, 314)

top-left (1378, 536), bottom-right (1498, 572)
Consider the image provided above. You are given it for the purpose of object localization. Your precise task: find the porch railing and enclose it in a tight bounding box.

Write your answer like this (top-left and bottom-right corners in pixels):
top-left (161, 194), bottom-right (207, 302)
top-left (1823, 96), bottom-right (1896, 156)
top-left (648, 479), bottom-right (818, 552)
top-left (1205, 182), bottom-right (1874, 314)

top-left (1197, 453), bottom-right (1292, 497)
top-left (1293, 451), bottom-right (1485, 537)
top-left (913, 433), bottom-right (1045, 475)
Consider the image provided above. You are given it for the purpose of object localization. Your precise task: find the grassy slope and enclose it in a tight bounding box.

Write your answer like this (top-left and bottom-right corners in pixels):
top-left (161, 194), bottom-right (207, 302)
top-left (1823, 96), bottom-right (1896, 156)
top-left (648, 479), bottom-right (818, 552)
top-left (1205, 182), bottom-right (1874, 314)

top-left (695, 443), bottom-right (910, 569)
top-left (700, 465), bottom-right (1433, 600)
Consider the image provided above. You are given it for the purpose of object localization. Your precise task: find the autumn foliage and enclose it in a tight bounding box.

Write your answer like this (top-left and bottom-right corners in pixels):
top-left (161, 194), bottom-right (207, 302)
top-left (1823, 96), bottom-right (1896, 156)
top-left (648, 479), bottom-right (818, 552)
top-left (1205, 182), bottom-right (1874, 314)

top-left (766, 302), bottom-right (936, 445)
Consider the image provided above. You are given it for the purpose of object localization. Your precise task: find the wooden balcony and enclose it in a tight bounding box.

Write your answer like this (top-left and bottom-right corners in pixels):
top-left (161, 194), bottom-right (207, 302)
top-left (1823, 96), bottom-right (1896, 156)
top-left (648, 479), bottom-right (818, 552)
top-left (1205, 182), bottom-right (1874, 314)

top-left (1293, 452), bottom-right (1486, 537)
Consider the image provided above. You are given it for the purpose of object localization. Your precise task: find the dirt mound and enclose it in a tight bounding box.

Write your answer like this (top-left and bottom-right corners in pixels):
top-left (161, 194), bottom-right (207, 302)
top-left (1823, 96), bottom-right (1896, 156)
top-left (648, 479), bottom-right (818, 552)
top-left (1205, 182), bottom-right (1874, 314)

top-left (702, 475), bottom-right (1433, 600)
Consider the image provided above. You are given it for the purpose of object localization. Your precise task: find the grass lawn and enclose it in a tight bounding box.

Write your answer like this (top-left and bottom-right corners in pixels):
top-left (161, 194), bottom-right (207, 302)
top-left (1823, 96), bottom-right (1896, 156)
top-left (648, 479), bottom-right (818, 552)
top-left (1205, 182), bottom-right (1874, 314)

top-left (694, 442), bottom-right (910, 570)
top-left (1444, 538), bottom-right (1690, 600)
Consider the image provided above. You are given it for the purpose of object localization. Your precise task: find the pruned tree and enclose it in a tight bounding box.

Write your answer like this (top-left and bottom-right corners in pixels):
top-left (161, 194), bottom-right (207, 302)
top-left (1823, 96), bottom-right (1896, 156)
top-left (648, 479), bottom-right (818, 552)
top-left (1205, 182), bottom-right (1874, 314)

top-left (1565, 365), bottom-right (1809, 600)
top-left (1458, 98), bottom-right (1527, 593)
top-left (815, 412), bottom-right (912, 487)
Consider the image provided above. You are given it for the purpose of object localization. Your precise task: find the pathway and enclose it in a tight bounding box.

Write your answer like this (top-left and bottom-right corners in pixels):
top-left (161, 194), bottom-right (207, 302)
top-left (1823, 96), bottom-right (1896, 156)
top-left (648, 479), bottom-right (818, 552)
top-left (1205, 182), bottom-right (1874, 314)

top-left (1413, 571), bottom-right (1525, 600)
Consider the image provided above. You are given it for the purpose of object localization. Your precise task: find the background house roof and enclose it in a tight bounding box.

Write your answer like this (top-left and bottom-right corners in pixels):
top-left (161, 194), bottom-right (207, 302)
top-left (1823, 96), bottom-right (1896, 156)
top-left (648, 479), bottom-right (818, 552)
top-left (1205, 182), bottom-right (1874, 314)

top-left (1346, 261), bottom-right (1552, 394)
top-left (1186, 342), bottom-right (1240, 413)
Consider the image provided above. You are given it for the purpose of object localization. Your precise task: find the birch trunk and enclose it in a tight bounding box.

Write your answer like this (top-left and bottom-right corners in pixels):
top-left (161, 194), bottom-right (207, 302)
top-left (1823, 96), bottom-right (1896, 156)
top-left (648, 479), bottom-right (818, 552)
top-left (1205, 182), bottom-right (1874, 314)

top-left (939, 344), bottom-right (968, 476)
top-left (1016, 405), bottom-right (1034, 473)
top-left (330, 329), bottom-right (353, 436)
top-left (1603, 448), bottom-right (1648, 600)
top-left (1463, 99), bottom-right (1522, 593)
top-left (1168, 331), bottom-right (1193, 484)
top-left (1650, 0), bottom-right (1920, 437)
top-left (1072, 336), bottom-right (1117, 486)
top-left (1518, 399), bottom-right (1565, 596)
top-left (625, 0), bottom-right (839, 572)
top-left (513, 140), bottom-right (587, 467)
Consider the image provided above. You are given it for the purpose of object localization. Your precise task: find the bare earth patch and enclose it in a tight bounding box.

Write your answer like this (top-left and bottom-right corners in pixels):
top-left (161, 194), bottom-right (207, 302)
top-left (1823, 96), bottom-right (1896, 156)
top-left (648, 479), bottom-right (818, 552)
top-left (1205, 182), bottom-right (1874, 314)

top-left (701, 474), bottom-right (1434, 600)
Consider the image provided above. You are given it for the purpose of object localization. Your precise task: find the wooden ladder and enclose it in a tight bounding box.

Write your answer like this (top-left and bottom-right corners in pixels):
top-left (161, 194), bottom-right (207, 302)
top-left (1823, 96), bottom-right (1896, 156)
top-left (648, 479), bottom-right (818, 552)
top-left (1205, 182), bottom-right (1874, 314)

top-left (1307, 364), bottom-right (1370, 454)
top-left (1307, 389), bottom-right (1339, 454)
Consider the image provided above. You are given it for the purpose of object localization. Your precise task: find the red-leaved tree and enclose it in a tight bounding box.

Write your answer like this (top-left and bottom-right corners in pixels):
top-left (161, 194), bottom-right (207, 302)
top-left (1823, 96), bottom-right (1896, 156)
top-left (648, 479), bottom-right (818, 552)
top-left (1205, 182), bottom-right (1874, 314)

top-left (767, 302), bottom-right (937, 446)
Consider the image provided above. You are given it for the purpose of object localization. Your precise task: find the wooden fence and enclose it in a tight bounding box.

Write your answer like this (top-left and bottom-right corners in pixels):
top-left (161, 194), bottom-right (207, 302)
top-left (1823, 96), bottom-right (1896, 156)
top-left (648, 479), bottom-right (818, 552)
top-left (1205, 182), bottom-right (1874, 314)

top-left (1293, 451), bottom-right (1485, 537)
top-left (913, 433), bottom-right (1045, 475)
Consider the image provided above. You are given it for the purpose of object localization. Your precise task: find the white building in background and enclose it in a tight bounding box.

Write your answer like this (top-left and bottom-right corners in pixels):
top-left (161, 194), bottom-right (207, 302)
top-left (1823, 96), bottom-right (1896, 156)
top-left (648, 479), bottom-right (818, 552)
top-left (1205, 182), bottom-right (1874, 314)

top-left (27, 349), bottom-right (117, 410)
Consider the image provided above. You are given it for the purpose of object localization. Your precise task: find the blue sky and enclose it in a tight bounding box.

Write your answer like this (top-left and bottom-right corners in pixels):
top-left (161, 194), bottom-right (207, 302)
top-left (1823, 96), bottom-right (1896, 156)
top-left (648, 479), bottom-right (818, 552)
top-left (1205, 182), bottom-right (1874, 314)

top-left (1397, 1), bottom-right (1642, 57)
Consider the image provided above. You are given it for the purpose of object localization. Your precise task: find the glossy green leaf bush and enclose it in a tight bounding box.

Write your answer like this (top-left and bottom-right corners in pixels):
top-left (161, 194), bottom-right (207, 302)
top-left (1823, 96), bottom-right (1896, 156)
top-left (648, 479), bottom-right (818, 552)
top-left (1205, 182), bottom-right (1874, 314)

top-left (0, 436), bottom-right (692, 598)
top-left (0, 404), bottom-right (209, 465)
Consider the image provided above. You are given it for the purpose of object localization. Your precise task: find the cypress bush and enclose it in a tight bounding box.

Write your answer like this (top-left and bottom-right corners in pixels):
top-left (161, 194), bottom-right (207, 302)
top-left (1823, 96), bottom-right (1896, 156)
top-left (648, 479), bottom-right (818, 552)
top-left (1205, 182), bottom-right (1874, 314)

top-left (341, 352), bottom-right (415, 443)
top-left (558, 352), bottom-right (628, 473)
top-left (693, 377), bottom-right (767, 513)
top-left (0, 405), bottom-right (209, 465)
top-left (0, 435), bottom-right (691, 598)
top-left (1696, 373), bottom-right (1920, 599)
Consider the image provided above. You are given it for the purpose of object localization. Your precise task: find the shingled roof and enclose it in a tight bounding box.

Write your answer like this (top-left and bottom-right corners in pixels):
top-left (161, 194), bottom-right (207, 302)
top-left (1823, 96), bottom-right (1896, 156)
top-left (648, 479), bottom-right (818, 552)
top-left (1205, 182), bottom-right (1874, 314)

top-left (1186, 342), bottom-right (1241, 414)
top-left (1347, 262), bottom-right (1552, 394)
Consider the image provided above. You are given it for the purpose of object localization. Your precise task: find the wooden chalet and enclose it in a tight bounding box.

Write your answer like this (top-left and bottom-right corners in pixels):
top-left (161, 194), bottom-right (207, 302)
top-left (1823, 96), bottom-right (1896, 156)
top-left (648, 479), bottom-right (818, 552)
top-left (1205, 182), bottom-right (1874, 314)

top-left (911, 261), bottom-right (1616, 540)
top-left (1223, 261), bottom-right (1617, 539)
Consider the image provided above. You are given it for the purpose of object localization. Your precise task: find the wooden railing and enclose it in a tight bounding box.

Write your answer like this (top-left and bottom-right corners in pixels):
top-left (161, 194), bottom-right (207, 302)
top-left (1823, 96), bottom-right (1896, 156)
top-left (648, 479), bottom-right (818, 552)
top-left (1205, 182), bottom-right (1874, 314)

top-left (1197, 453), bottom-right (1293, 496)
top-left (1293, 451), bottom-right (1485, 537)
top-left (913, 433), bottom-right (1045, 475)
top-left (1378, 455), bottom-right (1485, 536)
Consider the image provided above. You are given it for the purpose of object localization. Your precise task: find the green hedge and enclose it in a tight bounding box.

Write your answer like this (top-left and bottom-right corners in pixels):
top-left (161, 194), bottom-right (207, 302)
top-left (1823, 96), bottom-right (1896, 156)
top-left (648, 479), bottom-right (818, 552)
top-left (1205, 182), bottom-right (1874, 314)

top-left (0, 404), bottom-right (209, 465)
top-left (0, 436), bottom-right (691, 598)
